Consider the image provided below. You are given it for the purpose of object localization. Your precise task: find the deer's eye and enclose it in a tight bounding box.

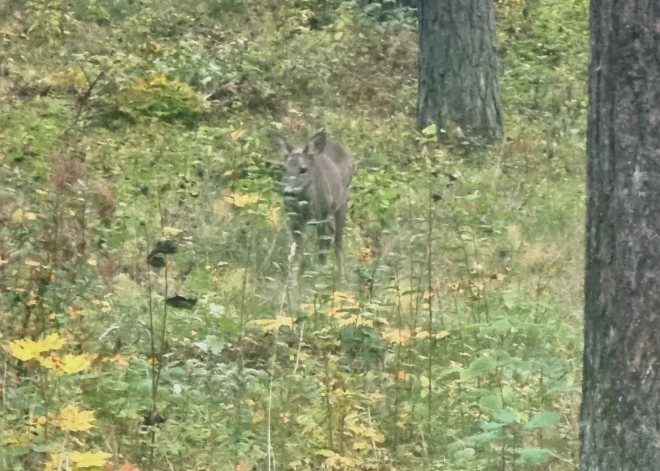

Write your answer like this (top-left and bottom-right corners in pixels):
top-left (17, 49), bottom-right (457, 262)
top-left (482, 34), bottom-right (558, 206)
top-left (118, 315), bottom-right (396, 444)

top-left (300, 167), bottom-right (307, 174)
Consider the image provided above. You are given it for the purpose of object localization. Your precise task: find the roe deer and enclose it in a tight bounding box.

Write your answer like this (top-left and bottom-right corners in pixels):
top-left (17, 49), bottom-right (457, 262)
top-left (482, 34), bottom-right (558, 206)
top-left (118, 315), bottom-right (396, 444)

top-left (267, 130), bottom-right (354, 283)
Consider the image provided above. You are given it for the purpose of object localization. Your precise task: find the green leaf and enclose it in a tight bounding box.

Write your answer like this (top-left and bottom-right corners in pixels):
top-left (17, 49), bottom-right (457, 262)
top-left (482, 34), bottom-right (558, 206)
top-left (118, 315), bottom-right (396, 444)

top-left (218, 315), bottom-right (240, 336)
top-left (519, 447), bottom-right (551, 465)
top-left (490, 319), bottom-right (512, 333)
top-left (479, 395), bottom-right (503, 414)
top-left (468, 356), bottom-right (497, 377)
top-left (494, 408), bottom-right (517, 424)
top-left (204, 335), bottom-right (225, 355)
top-left (455, 447), bottom-right (475, 461)
top-left (421, 123), bottom-right (437, 135)
top-left (524, 411), bottom-right (561, 430)
top-left (480, 421), bottom-right (505, 431)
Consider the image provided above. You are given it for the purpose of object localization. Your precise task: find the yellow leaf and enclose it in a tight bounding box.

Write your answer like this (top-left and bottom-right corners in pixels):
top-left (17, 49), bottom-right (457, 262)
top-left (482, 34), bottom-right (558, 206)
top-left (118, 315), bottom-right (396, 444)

top-left (230, 129), bottom-right (246, 141)
top-left (334, 31), bottom-right (344, 41)
top-left (395, 370), bottom-right (410, 381)
top-left (38, 353), bottom-right (64, 370)
top-left (29, 415), bottom-right (48, 426)
top-left (70, 451), bottom-right (111, 468)
top-left (337, 314), bottom-right (373, 328)
top-left (25, 259), bottom-right (41, 268)
top-left (267, 206), bottom-right (280, 226)
top-left (299, 303), bottom-right (315, 315)
top-left (415, 330), bottom-right (430, 340)
top-left (6, 340), bottom-right (40, 361)
top-left (43, 453), bottom-right (63, 471)
top-left (435, 331), bottom-right (450, 340)
top-left (382, 327), bottom-right (411, 345)
top-left (163, 226), bottom-right (183, 236)
top-left (224, 169), bottom-right (234, 176)
top-left (13, 212), bottom-right (35, 224)
top-left (251, 315), bottom-right (294, 332)
top-left (7, 333), bottom-right (65, 362)
top-left (2, 429), bottom-right (33, 446)
top-left (59, 354), bottom-right (92, 374)
top-left (149, 74), bottom-right (168, 86)
top-left (353, 441), bottom-right (370, 450)
top-left (374, 432), bottom-right (385, 443)
top-left (103, 354), bottom-right (132, 366)
top-left (369, 392), bottom-right (384, 402)
top-left (87, 257), bottom-right (97, 266)
top-left (69, 306), bottom-right (84, 320)
top-left (57, 405), bottom-right (95, 432)
top-left (226, 192), bottom-right (259, 208)
top-left (40, 333), bottom-right (66, 351)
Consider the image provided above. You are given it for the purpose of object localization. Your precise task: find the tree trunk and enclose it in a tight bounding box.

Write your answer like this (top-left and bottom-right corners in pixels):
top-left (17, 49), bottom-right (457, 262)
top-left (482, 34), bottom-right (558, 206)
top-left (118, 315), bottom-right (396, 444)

top-left (581, 0), bottom-right (660, 470)
top-left (416, 0), bottom-right (502, 141)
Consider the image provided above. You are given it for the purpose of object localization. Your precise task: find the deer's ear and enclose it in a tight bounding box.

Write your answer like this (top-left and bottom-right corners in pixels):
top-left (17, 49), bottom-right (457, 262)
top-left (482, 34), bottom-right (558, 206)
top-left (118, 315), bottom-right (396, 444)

top-left (267, 132), bottom-right (291, 159)
top-left (304, 131), bottom-right (327, 156)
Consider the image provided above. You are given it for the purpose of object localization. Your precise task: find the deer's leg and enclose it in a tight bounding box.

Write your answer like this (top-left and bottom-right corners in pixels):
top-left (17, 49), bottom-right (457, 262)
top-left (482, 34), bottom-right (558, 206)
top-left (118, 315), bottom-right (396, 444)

top-left (317, 217), bottom-right (335, 265)
top-left (334, 205), bottom-right (347, 283)
top-left (289, 221), bottom-right (304, 285)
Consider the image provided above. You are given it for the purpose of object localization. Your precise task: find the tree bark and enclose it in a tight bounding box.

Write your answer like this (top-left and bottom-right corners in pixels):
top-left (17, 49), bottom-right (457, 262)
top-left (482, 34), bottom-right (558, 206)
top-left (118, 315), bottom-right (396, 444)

top-left (416, 0), bottom-right (502, 141)
top-left (581, 0), bottom-right (660, 470)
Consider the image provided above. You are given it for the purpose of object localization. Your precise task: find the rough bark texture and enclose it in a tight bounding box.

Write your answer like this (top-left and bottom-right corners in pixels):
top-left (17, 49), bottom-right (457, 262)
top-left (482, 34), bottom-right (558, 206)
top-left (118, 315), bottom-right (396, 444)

top-left (581, 0), bottom-right (660, 470)
top-left (416, 0), bottom-right (502, 140)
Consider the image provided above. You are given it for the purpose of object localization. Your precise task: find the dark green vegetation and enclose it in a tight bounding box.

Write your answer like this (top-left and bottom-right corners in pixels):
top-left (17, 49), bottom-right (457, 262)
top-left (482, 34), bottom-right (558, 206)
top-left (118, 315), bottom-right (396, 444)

top-left (0, 0), bottom-right (588, 469)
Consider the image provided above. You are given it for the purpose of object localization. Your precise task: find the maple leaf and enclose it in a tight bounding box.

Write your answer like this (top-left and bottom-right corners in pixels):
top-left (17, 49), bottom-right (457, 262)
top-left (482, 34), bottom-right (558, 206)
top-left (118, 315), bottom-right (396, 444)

top-left (70, 451), bottom-right (112, 468)
top-left (353, 441), bottom-right (370, 450)
top-left (103, 354), bottom-right (132, 366)
top-left (38, 353), bottom-right (65, 371)
top-left (57, 405), bottom-right (95, 432)
top-left (225, 192), bottom-right (259, 208)
top-left (6, 339), bottom-right (40, 361)
top-left (40, 333), bottom-right (66, 351)
top-left (251, 315), bottom-right (294, 332)
top-left (59, 354), bottom-right (92, 375)
top-left (381, 327), bottom-right (412, 345)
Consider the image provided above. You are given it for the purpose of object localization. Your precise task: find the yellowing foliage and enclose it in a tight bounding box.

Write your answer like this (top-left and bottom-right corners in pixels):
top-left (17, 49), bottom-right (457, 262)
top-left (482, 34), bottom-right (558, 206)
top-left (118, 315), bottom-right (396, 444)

top-left (103, 354), bottom-right (133, 366)
top-left (267, 206), bottom-right (281, 226)
top-left (225, 192), bottom-right (260, 208)
top-left (39, 353), bottom-right (94, 374)
top-left (44, 451), bottom-right (111, 471)
top-left (2, 429), bottom-right (33, 447)
top-left (6, 333), bottom-right (66, 361)
top-left (56, 405), bottom-right (95, 432)
top-left (251, 315), bottom-right (294, 332)
top-left (381, 327), bottom-right (411, 345)
top-left (11, 209), bottom-right (37, 223)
